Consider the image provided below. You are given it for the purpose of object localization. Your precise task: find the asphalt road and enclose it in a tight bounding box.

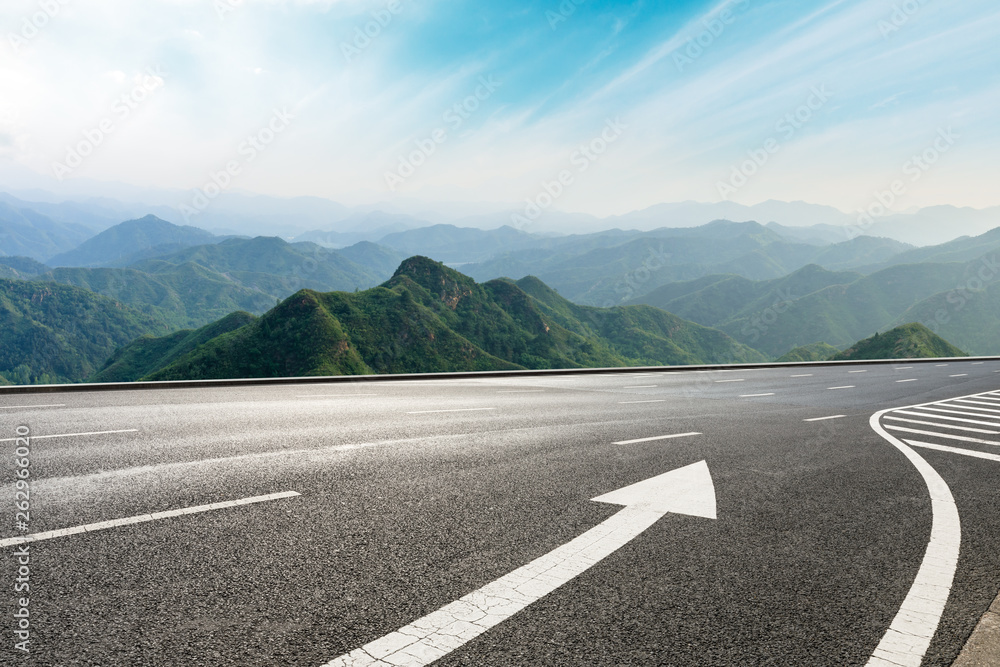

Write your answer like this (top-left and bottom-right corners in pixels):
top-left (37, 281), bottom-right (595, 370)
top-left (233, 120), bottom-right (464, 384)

top-left (2, 360), bottom-right (1000, 666)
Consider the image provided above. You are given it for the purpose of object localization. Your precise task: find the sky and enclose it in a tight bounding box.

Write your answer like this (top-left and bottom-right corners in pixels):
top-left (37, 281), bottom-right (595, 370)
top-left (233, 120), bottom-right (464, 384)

top-left (0, 0), bottom-right (998, 218)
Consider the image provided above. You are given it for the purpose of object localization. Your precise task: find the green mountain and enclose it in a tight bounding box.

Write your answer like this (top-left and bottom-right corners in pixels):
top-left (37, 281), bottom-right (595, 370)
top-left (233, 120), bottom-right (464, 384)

top-left (36, 263), bottom-right (278, 330)
top-left (775, 342), bottom-right (841, 362)
top-left (128, 236), bottom-right (387, 296)
top-left (463, 222), bottom-right (910, 306)
top-left (0, 278), bottom-right (166, 384)
top-left (91, 311), bottom-right (257, 383)
top-left (0, 201), bottom-right (95, 261)
top-left (630, 264), bottom-right (862, 328)
top-left (112, 257), bottom-right (765, 382)
top-left (891, 279), bottom-right (1000, 355)
top-left (831, 323), bottom-right (966, 361)
top-left (48, 215), bottom-right (219, 267)
top-left (717, 261), bottom-right (974, 357)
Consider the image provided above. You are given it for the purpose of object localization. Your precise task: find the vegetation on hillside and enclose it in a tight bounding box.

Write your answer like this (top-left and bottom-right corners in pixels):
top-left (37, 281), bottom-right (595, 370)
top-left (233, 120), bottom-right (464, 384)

top-left (830, 323), bottom-right (966, 361)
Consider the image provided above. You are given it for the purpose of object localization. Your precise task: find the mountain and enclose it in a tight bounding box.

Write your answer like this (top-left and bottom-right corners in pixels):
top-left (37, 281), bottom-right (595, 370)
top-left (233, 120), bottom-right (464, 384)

top-left (113, 257), bottom-right (765, 382)
top-left (859, 226), bottom-right (1000, 273)
top-left (891, 280), bottom-right (1000, 356)
top-left (864, 206), bottom-right (1000, 246)
top-left (90, 311), bottom-right (257, 383)
top-left (127, 236), bottom-right (389, 296)
top-left (629, 264), bottom-right (863, 328)
top-left (717, 261), bottom-right (971, 358)
top-left (48, 215), bottom-right (219, 267)
top-left (463, 222), bottom-right (906, 306)
top-left (377, 224), bottom-right (539, 263)
top-left (775, 342), bottom-right (840, 362)
top-left (0, 200), bottom-right (96, 261)
top-left (0, 278), bottom-right (165, 384)
top-left (830, 323), bottom-right (966, 360)
top-left (0, 256), bottom-right (50, 280)
top-left (36, 263), bottom-right (278, 330)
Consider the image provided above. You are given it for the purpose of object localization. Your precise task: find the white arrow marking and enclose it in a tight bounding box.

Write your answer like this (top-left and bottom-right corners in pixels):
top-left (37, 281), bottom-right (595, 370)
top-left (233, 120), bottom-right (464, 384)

top-left (321, 461), bottom-right (716, 667)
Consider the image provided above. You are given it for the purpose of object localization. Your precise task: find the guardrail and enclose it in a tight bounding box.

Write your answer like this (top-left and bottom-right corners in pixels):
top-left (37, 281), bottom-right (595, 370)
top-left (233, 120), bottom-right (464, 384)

top-left (0, 355), bottom-right (996, 394)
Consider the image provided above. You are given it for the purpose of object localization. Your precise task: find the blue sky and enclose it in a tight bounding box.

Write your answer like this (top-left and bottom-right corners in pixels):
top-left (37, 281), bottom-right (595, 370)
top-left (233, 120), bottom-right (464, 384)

top-left (1, 0), bottom-right (998, 216)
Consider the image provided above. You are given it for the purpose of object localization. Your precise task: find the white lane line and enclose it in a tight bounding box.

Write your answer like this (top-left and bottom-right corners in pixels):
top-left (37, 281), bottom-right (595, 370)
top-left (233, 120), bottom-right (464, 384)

top-left (883, 425), bottom-right (1000, 447)
top-left (936, 364), bottom-right (949, 367)
top-left (298, 394), bottom-right (377, 398)
top-left (883, 416), bottom-right (1000, 435)
top-left (804, 415), bottom-right (846, 422)
top-left (905, 439), bottom-right (1000, 463)
top-left (322, 463), bottom-right (716, 667)
top-left (895, 366), bottom-right (913, 370)
top-left (828, 385), bottom-right (855, 390)
top-left (791, 374), bottom-right (813, 377)
top-left (740, 393), bottom-right (775, 398)
top-left (406, 408), bottom-right (497, 415)
top-left (613, 432), bottom-right (702, 445)
top-left (920, 405), bottom-right (1000, 420)
top-left (0, 429), bottom-right (138, 443)
top-left (963, 394), bottom-right (1000, 403)
top-left (714, 379), bottom-right (745, 383)
top-left (950, 400), bottom-right (1000, 413)
top-left (618, 399), bottom-right (667, 405)
top-left (849, 370), bottom-right (868, 373)
top-left (894, 409), bottom-right (1000, 428)
top-left (0, 491), bottom-right (300, 548)
top-left (624, 385), bottom-right (658, 389)
top-left (497, 390), bottom-right (545, 393)
top-left (971, 361), bottom-right (985, 364)
top-left (950, 374), bottom-right (968, 378)
top-left (0, 404), bottom-right (66, 410)
top-left (867, 411), bottom-right (960, 667)
top-left (896, 379), bottom-right (918, 383)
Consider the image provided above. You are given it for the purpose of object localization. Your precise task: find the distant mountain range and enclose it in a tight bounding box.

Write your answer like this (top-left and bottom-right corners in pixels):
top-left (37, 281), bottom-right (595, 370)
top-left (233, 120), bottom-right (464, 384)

top-left (1, 196), bottom-right (997, 385)
top-left (90, 257), bottom-right (768, 383)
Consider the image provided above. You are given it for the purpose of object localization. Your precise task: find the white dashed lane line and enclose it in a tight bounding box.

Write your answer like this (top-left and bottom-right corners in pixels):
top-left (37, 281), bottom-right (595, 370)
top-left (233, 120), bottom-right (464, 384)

top-left (618, 400), bottom-right (667, 405)
top-left (406, 408), bottom-right (498, 415)
top-left (0, 429), bottom-right (138, 443)
top-left (791, 374), bottom-right (813, 377)
top-left (624, 385), bottom-right (658, 389)
top-left (0, 404), bottom-right (65, 410)
top-left (848, 370), bottom-right (868, 373)
top-left (0, 491), bottom-right (301, 548)
top-left (804, 415), bottom-right (846, 422)
top-left (740, 393), bottom-right (775, 398)
top-left (828, 386), bottom-right (855, 390)
top-left (896, 379), bottom-right (918, 383)
top-left (613, 432), bottom-right (702, 445)
top-left (714, 379), bottom-right (745, 383)
top-left (950, 374), bottom-right (968, 377)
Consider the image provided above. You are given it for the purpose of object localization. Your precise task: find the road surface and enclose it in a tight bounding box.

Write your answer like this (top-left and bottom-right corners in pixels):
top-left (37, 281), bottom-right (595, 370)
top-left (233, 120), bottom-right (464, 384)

top-left (2, 360), bottom-right (1000, 666)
